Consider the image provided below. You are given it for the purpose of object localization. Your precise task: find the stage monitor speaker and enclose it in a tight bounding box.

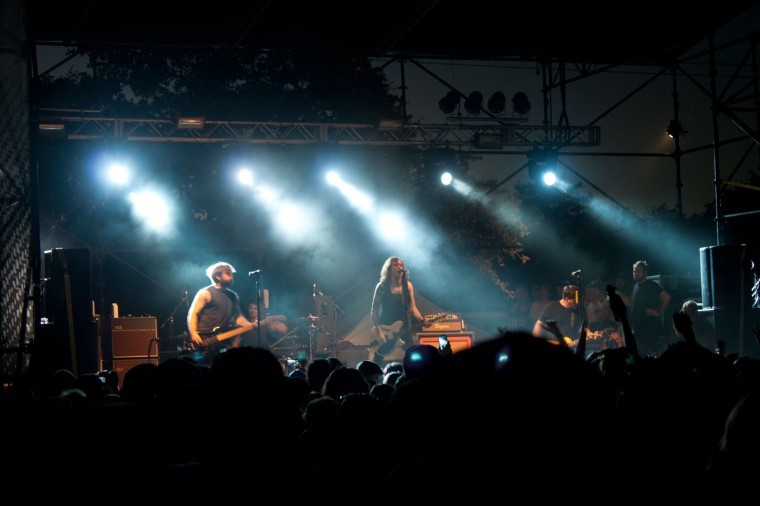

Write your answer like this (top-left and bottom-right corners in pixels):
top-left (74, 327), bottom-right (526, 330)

top-left (110, 357), bottom-right (159, 389)
top-left (417, 332), bottom-right (474, 354)
top-left (104, 317), bottom-right (158, 359)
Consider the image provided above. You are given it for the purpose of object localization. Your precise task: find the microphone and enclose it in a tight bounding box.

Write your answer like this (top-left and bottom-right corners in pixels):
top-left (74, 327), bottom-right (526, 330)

top-left (248, 270), bottom-right (261, 276)
top-left (571, 270), bottom-right (582, 277)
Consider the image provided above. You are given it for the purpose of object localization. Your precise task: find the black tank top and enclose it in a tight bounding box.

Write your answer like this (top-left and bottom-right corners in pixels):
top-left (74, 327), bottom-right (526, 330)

top-left (197, 285), bottom-right (238, 334)
top-left (379, 289), bottom-right (407, 326)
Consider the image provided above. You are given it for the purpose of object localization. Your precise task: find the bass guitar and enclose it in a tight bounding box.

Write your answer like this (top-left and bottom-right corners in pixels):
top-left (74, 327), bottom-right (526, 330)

top-left (186, 315), bottom-right (287, 351)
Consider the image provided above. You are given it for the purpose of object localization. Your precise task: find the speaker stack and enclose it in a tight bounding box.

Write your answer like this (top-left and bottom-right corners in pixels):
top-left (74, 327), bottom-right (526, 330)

top-left (103, 317), bottom-right (159, 388)
top-left (699, 244), bottom-right (756, 355)
top-left (34, 248), bottom-right (98, 379)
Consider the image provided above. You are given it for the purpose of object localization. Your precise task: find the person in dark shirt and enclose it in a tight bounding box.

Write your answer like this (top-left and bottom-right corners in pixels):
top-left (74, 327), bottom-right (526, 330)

top-left (186, 261), bottom-right (255, 362)
top-left (629, 260), bottom-right (671, 357)
top-left (370, 256), bottom-right (424, 363)
top-left (532, 284), bottom-right (582, 343)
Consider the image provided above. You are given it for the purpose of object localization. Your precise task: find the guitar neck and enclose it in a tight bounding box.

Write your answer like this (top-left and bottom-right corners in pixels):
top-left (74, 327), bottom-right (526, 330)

top-left (199, 317), bottom-right (279, 348)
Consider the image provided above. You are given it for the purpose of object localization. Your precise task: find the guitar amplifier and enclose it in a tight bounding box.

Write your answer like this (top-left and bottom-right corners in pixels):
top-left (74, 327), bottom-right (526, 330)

top-left (104, 317), bottom-right (158, 359)
top-left (417, 332), bottom-right (474, 353)
top-left (422, 320), bottom-right (464, 332)
top-left (422, 313), bottom-right (464, 332)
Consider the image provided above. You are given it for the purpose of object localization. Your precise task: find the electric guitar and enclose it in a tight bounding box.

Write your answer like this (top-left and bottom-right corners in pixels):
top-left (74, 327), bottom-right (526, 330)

top-left (564, 326), bottom-right (621, 349)
top-left (371, 321), bottom-right (410, 359)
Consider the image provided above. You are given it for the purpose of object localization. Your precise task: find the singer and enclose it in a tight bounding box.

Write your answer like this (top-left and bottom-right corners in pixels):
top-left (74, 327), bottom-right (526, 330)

top-left (186, 261), bottom-right (255, 362)
top-left (369, 256), bottom-right (424, 364)
top-left (532, 284), bottom-right (582, 343)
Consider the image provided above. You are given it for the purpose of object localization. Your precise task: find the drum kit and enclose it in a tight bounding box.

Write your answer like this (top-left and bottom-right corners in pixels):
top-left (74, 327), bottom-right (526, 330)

top-left (270, 313), bottom-right (335, 364)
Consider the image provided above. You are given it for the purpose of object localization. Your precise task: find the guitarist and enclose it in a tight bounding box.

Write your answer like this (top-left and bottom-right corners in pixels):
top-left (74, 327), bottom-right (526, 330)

top-left (532, 284), bottom-right (582, 344)
top-left (187, 261), bottom-right (255, 362)
top-left (370, 256), bottom-right (424, 363)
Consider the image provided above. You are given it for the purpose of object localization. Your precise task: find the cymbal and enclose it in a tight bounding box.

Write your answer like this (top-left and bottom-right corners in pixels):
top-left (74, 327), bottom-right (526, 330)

top-left (300, 315), bottom-right (323, 321)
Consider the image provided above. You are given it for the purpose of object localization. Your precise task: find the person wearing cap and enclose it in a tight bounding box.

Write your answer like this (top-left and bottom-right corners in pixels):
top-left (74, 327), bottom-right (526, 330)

top-left (532, 284), bottom-right (582, 343)
top-left (186, 261), bottom-right (256, 362)
top-left (582, 279), bottom-right (623, 353)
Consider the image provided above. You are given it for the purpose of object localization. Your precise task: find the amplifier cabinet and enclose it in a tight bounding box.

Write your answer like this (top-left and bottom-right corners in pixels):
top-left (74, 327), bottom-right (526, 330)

top-left (104, 317), bottom-right (158, 359)
top-left (417, 332), bottom-right (474, 354)
top-left (109, 357), bottom-right (159, 389)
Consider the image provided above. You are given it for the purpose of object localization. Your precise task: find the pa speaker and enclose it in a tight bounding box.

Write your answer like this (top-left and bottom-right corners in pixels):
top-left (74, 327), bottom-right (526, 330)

top-left (38, 248), bottom-right (98, 377)
top-left (700, 244), bottom-right (752, 309)
top-left (417, 332), bottom-right (474, 353)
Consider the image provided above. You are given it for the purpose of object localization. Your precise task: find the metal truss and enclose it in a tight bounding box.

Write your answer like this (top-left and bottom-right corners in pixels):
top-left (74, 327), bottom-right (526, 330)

top-left (36, 114), bottom-right (601, 150)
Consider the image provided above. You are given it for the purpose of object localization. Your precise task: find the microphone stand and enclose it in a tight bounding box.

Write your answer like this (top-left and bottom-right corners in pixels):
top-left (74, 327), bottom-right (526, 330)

top-left (575, 272), bottom-right (583, 340)
top-left (160, 292), bottom-right (188, 346)
top-left (254, 271), bottom-right (262, 349)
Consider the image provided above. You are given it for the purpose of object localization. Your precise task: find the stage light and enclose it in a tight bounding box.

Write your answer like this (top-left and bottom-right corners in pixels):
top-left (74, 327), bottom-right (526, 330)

top-left (438, 91), bottom-right (460, 114)
top-left (487, 91), bottom-right (506, 114)
top-left (528, 149), bottom-right (559, 186)
top-left (512, 92), bottom-right (531, 116)
top-left (107, 164), bottom-right (130, 186)
top-left (237, 169), bottom-right (254, 187)
top-left (177, 117), bottom-right (205, 129)
top-left (542, 171), bottom-right (558, 186)
top-left (440, 172), bottom-right (453, 186)
top-left (464, 91), bottom-right (484, 114)
top-left (378, 118), bottom-right (403, 131)
top-left (326, 171), bottom-right (340, 186)
top-left (38, 123), bottom-right (65, 132)
top-left (666, 119), bottom-right (687, 138)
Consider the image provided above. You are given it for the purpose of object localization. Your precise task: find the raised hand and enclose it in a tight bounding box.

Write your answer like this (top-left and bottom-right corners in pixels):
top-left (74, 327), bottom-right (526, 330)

top-left (606, 285), bottom-right (626, 322)
top-left (606, 284), bottom-right (639, 360)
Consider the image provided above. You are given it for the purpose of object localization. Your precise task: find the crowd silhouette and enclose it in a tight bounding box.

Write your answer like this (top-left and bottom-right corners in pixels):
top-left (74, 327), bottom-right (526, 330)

top-left (2, 286), bottom-right (759, 504)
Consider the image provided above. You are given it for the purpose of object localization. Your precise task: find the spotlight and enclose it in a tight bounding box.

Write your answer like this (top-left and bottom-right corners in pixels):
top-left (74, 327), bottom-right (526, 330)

top-left (487, 92), bottom-right (506, 114)
top-left (666, 119), bottom-right (687, 139)
top-left (527, 149), bottom-right (558, 186)
top-left (542, 171), bottom-right (558, 186)
top-left (440, 172), bottom-right (453, 186)
top-left (107, 164), bottom-right (130, 186)
top-left (438, 91), bottom-right (460, 114)
top-left (512, 92), bottom-right (531, 116)
top-left (464, 91), bottom-right (484, 114)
